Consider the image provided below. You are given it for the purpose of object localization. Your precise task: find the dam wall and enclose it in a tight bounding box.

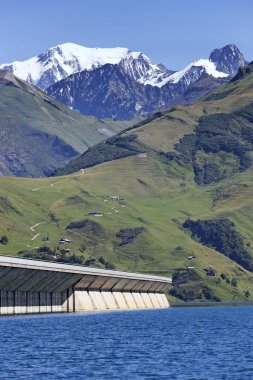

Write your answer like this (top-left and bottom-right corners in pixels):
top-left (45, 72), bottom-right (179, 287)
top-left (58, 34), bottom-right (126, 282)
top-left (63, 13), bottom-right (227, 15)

top-left (0, 256), bottom-right (171, 315)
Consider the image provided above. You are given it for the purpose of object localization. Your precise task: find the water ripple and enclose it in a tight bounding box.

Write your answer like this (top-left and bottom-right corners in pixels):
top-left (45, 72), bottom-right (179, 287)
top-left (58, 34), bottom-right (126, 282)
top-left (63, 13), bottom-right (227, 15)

top-left (0, 307), bottom-right (252, 379)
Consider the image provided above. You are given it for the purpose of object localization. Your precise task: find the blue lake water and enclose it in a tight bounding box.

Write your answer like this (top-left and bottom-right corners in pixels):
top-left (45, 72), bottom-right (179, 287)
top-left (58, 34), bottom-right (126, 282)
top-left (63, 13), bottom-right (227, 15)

top-left (0, 306), bottom-right (252, 379)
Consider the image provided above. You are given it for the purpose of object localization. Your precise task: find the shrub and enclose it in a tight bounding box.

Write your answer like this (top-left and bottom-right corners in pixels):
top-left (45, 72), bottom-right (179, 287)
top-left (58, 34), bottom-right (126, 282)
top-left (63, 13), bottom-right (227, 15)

top-left (105, 262), bottom-right (116, 270)
top-left (116, 227), bottom-right (144, 246)
top-left (171, 107), bottom-right (253, 185)
top-left (37, 246), bottom-right (52, 253)
top-left (0, 236), bottom-right (8, 245)
top-left (98, 256), bottom-right (106, 265)
top-left (67, 219), bottom-right (104, 236)
top-left (52, 134), bottom-right (146, 176)
top-left (183, 218), bottom-right (253, 272)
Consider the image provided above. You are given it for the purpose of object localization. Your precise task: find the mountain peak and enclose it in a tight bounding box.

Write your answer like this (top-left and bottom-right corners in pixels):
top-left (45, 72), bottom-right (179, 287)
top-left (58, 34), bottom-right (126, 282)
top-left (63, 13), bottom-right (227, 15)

top-left (0, 43), bottom-right (171, 90)
top-left (0, 43), bottom-right (137, 89)
top-left (209, 44), bottom-right (248, 75)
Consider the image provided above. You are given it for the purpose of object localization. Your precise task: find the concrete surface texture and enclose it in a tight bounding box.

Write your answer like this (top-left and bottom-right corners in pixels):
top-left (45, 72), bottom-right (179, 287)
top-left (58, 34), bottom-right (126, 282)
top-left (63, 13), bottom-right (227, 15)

top-left (0, 256), bottom-right (171, 315)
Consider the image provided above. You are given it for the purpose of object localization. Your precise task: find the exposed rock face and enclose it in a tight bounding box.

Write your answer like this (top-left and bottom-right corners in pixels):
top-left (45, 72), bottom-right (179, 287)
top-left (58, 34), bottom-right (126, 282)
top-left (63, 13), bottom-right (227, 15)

top-left (1, 43), bottom-right (248, 120)
top-left (0, 43), bottom-right (172, 90)
top-left (209, 44), bottom-right (248, 75)
top-left (46, 64), bottom-right (177, 120)
top-left (46, 44), bottom-right (248, 120)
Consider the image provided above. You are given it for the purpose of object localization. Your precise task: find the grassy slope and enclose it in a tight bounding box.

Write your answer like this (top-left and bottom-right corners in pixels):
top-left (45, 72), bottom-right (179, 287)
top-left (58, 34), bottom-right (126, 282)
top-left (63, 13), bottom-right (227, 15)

top-left (0, 85), bottom-right (131, 153)
top-left (0, 71), bottom-right (132, 176)
top-left (1, 68), bottom-right (253, 300)
top-left (0, 154), bottom-right (253, 301)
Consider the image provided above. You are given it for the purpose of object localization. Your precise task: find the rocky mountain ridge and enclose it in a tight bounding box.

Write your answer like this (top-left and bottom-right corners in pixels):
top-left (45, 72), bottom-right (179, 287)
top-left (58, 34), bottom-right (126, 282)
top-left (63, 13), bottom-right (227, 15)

top-left (1, 43), bottom-right (248, 119)
top-left (46, 44), bottom-right (248, 119)
top-left (0, 43), bottom-right (172, 90)
top-left (47, 44), bottom-right (248, 119)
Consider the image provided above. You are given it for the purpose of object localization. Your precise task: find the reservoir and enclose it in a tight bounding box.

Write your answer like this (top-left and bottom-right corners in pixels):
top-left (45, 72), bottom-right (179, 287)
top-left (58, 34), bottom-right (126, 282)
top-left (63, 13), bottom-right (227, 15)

top-left (0, 306), bottom-right (252, 379)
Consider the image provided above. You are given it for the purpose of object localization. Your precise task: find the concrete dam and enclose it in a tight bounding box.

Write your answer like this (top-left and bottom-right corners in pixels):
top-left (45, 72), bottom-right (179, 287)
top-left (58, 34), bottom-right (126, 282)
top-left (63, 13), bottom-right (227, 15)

top-left (0, 256), bottom-right (171, 315)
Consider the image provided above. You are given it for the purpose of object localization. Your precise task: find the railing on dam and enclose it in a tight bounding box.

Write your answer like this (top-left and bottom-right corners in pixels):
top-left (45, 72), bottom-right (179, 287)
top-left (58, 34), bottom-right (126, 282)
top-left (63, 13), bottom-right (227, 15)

top-left (0, 256), bottom-right (172, 315)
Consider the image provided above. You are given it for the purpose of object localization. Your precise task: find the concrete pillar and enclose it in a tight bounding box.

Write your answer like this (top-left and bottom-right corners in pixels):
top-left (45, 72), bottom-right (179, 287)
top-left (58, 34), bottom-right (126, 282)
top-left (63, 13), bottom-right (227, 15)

top-left (148, 292), bottom-right (161, 308)
top-left (67, 287), bottom-right (74, 312)
top-left (52, 292), bottom-right (62, 312)
top-left (153, 292), bottom-right (163, 307)
top-left (46, 292), bottom-right (52, 313)
top-left (57, 292), bottom-right (63, 312)
top-left (100, 291), bottom-right (118, 310)
top-left (15, 291), bottom-right (27, 314)
top-left (39, 292), bottom-right (48, 313)
top-left (27, 292), bottom-right (40, 314)
top-left (52, 293), bottom-right (57, 312)
top-left (155, 293), bottom-right (169, 307)
top-left (140, 292), bottom-right (153, 308)
top-left (61, 290), bottom-right (68, 313)
top-left (122, 292), bottom-right (138, 309)
top-left (112, 292), bottom-right (128, 310)
top-left (88, 291), bottom-right (107, 310)
top-left (132, 292), bottom-right (146, 309)
top-left (6, 291), bottom-right (14, 314)
top-left (0, 291), bottom-right (8, 314)
top-left (74, 290), bottom-right (94, 312)
top-left (159, 293), bottom-right (169, 307)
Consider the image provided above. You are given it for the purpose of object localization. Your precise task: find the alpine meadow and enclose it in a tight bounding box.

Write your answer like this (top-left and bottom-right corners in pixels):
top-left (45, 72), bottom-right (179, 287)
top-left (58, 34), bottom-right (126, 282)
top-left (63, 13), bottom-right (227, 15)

top-left (1, 59), bottom-right (253, 302)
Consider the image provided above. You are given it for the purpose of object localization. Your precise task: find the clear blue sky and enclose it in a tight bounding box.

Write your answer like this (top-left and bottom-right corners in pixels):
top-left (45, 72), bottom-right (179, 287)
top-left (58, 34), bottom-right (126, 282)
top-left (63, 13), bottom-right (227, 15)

top-left (1, 0), bottom-right (253, 70)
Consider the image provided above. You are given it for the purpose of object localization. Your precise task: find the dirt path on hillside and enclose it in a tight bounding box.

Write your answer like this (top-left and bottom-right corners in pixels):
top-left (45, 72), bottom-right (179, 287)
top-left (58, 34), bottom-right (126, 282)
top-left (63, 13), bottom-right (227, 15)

top-left (31, 169), bottom-right (85, 192)
top-left (30, 221), bottom-right (46, 240)
top-left (32, 178), bottom-right (70, 192)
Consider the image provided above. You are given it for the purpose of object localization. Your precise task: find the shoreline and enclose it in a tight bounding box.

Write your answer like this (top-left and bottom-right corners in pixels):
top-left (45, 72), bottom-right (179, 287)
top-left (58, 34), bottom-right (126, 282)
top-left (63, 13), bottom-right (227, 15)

top-left (170, 301), bottom-right (253, 308)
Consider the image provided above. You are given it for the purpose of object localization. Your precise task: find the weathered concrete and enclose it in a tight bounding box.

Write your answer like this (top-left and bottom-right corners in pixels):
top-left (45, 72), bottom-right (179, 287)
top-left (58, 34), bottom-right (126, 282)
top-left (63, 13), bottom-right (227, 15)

top-left (39, 292), bottom-right (48, 313)
top-left (140, 292), bottom-right (153, 309)
top-left (132, 292), bottom-right (146, 309)
top-left (101, 291), bottom-right (118, 310)
top-left (89, 291), bottom-right (107, 310)
top-left (123, 292), bottom-right (138, 309)
top-left (112, 292), bottom-right (129, 310)
top-left (75, 290), bottom-right (94, 312)
top-left (148, 293), bottom-right (161, 308)
top-left (156, 293), bottom-right (169, 307)
top-left (0, 256), bottom-right (171, 315)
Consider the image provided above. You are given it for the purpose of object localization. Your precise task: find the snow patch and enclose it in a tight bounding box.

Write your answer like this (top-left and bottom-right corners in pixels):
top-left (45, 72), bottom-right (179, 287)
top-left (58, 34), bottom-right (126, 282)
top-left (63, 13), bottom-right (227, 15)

top-left (0, 43), bottom-right (136, 88)
top-left (98, 128), bottom-right (115, 137)
top-left (167, 59), bottom-right (228, 84)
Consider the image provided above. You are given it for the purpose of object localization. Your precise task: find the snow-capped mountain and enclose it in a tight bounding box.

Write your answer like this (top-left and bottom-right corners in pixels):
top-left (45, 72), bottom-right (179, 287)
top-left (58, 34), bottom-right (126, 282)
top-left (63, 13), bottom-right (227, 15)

top-left (1, 43), bottom-right (248, 119)
top-left (160, 44), bottom-right (248, 93)
top-left (46, 63), bottom-right (177, 120)
top-left (0, 43), bottom-right (172, 90)
top-left (46, 44), bottom-right (248, 119)
top-left (209, 44), bottom-right (246, 75)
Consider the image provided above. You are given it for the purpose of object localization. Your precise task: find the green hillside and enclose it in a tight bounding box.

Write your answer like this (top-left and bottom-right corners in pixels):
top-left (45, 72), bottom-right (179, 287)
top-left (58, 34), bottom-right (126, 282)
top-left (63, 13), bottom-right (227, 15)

top-left (1, 65), bottom-right (253, 302)
top-left (0, 70), bottom-right (131, 177)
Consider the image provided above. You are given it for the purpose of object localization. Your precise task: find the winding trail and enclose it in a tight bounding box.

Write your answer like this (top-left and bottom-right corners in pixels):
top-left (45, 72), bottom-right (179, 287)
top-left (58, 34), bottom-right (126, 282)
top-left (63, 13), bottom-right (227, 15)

top-left (32, 169), bottom-right (85, 191)
top-left (31, 169), bottom-right (85, 192)
top-left (29, 168), bottom-right (86, 241)
top-left (32, 179), bottom-right (69, 192)
top-left (30, 221), bottom-right (46, 241)
top-left (30, 222), bottom-right (45, 232)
